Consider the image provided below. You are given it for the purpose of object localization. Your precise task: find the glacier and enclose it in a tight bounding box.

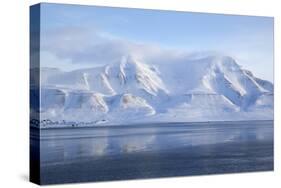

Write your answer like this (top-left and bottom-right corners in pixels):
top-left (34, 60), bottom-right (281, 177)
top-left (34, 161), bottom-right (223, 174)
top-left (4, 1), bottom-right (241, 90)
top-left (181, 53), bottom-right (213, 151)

top-left (31, 54), bottom-right (273, 127)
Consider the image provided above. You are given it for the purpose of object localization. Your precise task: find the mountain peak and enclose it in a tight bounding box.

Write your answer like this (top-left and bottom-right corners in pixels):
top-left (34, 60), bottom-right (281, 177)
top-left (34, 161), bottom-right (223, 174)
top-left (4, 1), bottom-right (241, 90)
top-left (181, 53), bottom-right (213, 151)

top-left (212, 55), bottom-right (241, 71)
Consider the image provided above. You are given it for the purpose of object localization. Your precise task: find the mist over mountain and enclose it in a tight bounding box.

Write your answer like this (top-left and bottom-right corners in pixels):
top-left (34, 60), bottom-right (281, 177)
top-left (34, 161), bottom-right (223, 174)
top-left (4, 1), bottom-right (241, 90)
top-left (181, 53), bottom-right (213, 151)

top-left (32, 54), bottom-right (273, 126)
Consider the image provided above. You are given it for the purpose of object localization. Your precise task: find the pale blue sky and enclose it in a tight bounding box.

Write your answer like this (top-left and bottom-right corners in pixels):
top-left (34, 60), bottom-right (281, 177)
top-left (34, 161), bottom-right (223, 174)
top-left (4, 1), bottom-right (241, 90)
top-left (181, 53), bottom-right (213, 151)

top-left (40, 3), bottom-right (274, 82)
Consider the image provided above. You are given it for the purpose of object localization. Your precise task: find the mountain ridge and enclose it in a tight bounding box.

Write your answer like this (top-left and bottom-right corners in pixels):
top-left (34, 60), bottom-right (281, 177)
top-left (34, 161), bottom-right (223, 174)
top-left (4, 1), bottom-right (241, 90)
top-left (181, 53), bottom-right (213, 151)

top-left (33, 54), bottom-right (273, 126)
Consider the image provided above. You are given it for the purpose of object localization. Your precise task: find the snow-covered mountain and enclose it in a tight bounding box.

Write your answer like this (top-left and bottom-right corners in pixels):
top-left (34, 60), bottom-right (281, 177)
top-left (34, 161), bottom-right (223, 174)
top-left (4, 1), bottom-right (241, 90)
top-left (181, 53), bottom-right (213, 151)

top-left (33, 54), bottom-right (273, 126)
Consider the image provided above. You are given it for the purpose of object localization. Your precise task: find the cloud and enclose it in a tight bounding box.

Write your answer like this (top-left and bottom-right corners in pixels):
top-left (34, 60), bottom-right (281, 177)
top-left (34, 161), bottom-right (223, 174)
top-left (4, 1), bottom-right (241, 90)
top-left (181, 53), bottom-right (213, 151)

top-left (40, 25), bottom-right (273, 81)
top-left (40, 26), bottom-right (238, 71)
top-left (42, 27), bottom-right (151, 65)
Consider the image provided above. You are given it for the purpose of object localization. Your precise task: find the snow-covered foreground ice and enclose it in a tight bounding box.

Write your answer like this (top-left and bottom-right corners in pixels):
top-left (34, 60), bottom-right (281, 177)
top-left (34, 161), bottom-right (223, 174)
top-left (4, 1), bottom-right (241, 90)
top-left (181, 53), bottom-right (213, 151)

top-left (31, 54), bottom-right (273, 127)
top-left (33, 120), bottom-right (273, 184)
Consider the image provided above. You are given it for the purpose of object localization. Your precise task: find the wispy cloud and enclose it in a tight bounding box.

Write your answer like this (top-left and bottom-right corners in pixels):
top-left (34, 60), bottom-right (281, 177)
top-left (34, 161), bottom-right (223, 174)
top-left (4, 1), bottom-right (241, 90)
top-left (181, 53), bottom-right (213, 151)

top-left (41, 26), bottom-right (185, 68)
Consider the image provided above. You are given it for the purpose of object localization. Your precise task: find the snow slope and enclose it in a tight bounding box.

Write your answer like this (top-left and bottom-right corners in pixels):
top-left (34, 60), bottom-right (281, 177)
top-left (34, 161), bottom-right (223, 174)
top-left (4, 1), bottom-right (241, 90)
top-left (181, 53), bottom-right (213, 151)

top-left (35, 54), bottom-right (273, 127)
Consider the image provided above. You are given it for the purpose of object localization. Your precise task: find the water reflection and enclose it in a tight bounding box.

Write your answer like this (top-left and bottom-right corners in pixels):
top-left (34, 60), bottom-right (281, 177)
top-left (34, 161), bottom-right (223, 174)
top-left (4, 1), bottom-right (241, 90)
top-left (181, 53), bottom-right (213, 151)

top-left (39, 121), bottom-right (273, 165)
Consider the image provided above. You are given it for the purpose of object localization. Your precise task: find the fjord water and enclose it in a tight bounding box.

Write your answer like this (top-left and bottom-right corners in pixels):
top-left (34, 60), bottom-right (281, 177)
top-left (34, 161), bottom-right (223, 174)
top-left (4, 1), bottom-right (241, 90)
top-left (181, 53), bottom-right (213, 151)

top-left (36, 120), bottom-right (273, 184)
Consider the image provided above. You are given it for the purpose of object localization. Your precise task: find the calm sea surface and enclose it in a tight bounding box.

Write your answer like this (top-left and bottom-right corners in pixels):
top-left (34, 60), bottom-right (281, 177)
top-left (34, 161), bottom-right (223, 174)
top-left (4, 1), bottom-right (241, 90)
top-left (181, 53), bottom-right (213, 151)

top-left (31, 120), bottom-right (273, 184)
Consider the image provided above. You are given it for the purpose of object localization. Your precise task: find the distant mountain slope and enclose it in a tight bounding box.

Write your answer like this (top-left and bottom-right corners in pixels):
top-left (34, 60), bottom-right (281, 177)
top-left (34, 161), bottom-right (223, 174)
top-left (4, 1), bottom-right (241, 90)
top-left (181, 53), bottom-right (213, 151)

top-left (35, 54), bottom-right (273, 125)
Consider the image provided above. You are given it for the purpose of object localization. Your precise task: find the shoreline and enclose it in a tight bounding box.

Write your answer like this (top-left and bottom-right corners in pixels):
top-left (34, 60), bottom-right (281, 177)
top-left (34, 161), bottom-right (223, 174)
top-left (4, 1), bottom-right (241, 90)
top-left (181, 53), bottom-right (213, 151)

top-left (31, 119), bottom-right (274, 130)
